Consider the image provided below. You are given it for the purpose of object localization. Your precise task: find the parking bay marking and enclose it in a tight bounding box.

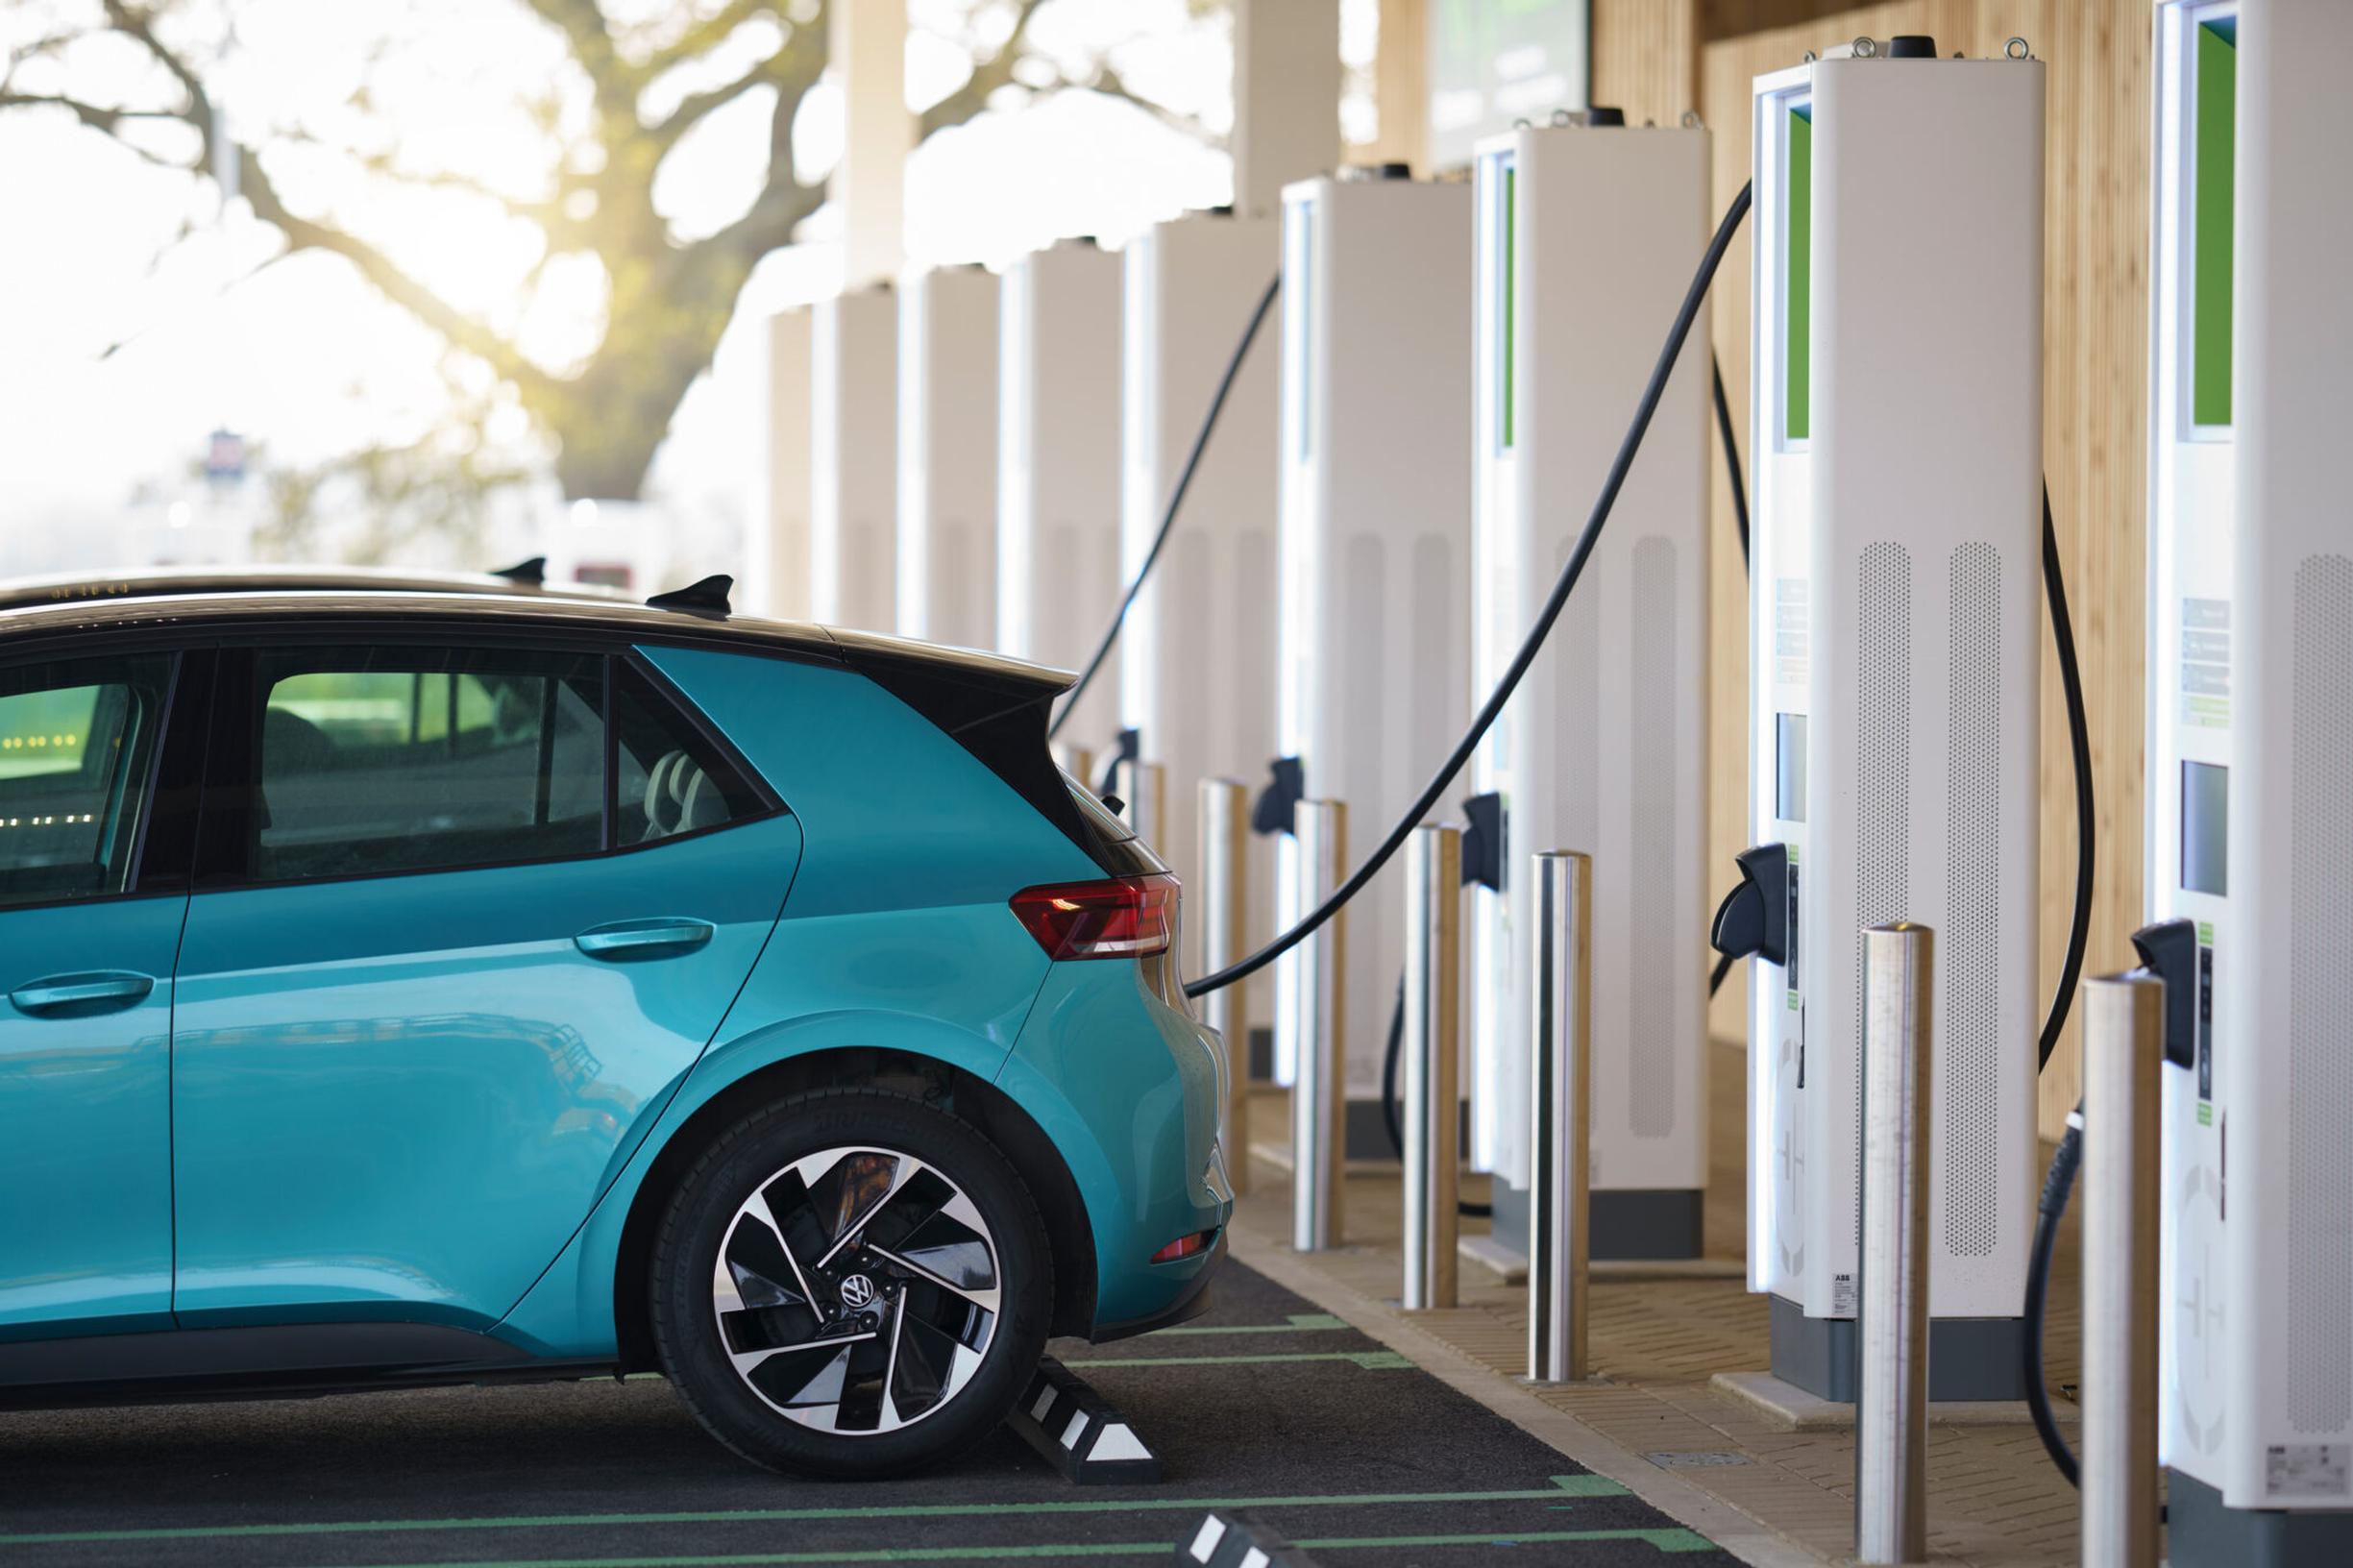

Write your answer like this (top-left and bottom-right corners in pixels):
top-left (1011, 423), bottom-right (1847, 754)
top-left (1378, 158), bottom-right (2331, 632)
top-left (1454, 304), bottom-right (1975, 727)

top-left (0, 1476), bottom-right (1630, 1548)
top-left (288, 1529), bottom-right (1721, 1566)
top-left (1058, 1349), bottom-right (1411, 1370)
top-left (1148, 1312), bottom-right (1349, 1335)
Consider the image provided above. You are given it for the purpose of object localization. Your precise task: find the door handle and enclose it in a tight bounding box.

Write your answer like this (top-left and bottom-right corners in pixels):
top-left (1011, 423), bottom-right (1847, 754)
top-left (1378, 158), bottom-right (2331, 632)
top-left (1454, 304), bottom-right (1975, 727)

top-left (574, 919), bottom-right (716, 960)
top-left (11, 970), bottom-right (158, 1016)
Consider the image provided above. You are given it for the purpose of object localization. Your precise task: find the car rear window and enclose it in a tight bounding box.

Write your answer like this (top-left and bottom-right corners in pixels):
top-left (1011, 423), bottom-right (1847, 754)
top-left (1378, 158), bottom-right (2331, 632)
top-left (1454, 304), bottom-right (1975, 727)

top-left (243, 647), bottom-right (768, 884)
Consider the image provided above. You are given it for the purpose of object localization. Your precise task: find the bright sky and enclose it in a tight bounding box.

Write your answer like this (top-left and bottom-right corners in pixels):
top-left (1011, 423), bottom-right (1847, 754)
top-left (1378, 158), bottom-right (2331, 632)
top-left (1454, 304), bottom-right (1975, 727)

top-left (0, 0), bottom-right (1375, 579)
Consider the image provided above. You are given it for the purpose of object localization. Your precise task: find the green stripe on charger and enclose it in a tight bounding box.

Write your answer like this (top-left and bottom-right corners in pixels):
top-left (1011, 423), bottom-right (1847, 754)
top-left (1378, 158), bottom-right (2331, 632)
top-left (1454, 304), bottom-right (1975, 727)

top-left (0, 1476), bottom-right (1627, 1547)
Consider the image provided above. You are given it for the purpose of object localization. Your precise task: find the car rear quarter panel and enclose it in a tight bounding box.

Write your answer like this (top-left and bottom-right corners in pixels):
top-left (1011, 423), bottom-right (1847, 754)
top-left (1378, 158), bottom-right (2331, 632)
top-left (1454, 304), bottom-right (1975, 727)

top-left (994, 964), bottom-right (1228, 1330)
top-left (498, 646), bottom-right (1103, 1355)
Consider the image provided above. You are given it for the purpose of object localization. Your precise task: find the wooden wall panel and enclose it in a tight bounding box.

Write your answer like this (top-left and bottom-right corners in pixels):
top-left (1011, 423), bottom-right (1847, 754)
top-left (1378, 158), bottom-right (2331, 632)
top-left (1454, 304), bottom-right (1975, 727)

top-left (1694, 2), bottom-right (2153, 1137)
top-left (1591, 0), bottom-right (1703, 126)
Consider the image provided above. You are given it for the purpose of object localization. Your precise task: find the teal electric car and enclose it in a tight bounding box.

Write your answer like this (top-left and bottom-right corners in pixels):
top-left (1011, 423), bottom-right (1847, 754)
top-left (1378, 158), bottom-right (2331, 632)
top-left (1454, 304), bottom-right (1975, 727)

top-left (0, 575), bottom-right (1230, 1479)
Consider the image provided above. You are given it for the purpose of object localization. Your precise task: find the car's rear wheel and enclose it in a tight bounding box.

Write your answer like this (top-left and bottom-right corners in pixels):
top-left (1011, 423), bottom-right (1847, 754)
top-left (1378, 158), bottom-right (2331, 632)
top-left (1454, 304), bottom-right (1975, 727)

top-left (650, 1088), bottom-right (1052, 1479)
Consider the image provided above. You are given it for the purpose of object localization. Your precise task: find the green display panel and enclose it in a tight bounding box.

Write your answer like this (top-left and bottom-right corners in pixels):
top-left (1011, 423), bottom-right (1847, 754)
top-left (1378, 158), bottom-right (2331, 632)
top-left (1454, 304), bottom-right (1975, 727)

top-left (1785, 106), bottom-right (1812, 444)
top-left (2193, 17), bottom-right (2236, 429)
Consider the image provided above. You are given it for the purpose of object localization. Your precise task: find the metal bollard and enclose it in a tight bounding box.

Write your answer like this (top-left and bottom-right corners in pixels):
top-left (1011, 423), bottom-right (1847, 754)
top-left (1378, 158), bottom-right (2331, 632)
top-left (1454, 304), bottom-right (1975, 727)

top-left (1527, 850), bottom-right (1592, 1382)
top-left (1402, 823), bottom-right (1462, 1310)
top-left (1199, 778), bottom-right (1252, 1196)
top-left (1855, 922), bottom-right (1932, 1566)
top-left (2079, 973), bottom-right (2164, 1568)
top-left (1290, 799), bottom-right (1347, 1252)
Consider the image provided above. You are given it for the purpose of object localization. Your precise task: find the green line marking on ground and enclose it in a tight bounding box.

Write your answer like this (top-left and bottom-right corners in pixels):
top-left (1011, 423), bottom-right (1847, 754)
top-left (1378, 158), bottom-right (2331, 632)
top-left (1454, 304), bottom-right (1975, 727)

top-left (1150, 1312), bottom-right (1349, 1335)
top-left (1293, 1528), bottom-right (1719, 1555)
top-left (0, 1476), bottom-right (1630, 1547)
top-left (260, 1527), bottom-right (1717, 1566)
top-left (1060, 1349), bottom-right (1411, 1370)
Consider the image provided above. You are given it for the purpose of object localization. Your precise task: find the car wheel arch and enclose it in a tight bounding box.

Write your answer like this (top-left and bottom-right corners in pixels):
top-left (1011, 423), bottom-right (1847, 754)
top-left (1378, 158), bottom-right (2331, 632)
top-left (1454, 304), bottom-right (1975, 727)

top-left (609, 1044), bottom-right (1098, 1370)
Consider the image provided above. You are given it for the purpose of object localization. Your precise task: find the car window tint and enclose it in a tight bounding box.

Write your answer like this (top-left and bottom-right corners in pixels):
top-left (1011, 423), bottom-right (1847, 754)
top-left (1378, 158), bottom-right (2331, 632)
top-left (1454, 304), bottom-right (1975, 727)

top-left (611, 660), bottom-right (762, 845)
top-left (254, 648), bottom-right (602, 882)
top-left (0, 652), bottom-right (172, 907)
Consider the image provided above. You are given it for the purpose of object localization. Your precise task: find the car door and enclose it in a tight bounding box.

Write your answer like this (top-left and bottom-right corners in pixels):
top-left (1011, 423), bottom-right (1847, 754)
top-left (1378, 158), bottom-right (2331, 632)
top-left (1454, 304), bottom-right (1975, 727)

top-left (169, 635), bottom-right (802, 1329)
top-left (0, 646), bottom-right (203, 1337)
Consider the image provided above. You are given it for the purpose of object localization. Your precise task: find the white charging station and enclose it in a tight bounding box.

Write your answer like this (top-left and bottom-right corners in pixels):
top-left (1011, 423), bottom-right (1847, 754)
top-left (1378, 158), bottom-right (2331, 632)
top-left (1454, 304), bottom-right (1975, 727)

top-left (1735, 37), bottom-right (2044, 1401)
top-left (2147, 2), bottom-right (2353, 1555)
top-left (811, 284), bottom-right (899, 633)
top-left (756, 307), bottom-right (814, 620)
top-left (1468, 115), bottom-right (1712, 1258)
top-left (999, 238), bottom-right (1123, 750)
top-left (1119, 210), bottom-right (1283, 1024)
top-left (897, 265), bottom-right (1000, 650)
top-left (1272, 167), bottom-right (1473, 1115)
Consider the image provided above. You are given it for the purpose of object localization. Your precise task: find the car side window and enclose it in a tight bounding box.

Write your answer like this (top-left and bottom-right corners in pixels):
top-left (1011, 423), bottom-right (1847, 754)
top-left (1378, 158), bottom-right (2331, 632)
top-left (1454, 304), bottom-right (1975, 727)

top-left (254, 648), bottom-right (603, 882)
top-left (611, 659), bottom-right (763, 845)
top-left (0, 651), bottom-right (173, 908)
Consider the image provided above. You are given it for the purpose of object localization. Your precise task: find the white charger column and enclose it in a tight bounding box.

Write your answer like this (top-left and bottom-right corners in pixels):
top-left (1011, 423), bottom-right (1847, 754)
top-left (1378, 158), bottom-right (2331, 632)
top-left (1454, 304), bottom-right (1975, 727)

top-left (1273, 165), bottom-right (1472, 1137)
top-left (1742, 37), bottom-right (2044, 1401)
top-left (999, 238), bottom-right (1122, 747)
top-left (898, 265), bottom-right (1001, 650)
top-left (811, 286), bottom-right (898, 634)
top-left (1467, 112), bottom-right (1712, 1260)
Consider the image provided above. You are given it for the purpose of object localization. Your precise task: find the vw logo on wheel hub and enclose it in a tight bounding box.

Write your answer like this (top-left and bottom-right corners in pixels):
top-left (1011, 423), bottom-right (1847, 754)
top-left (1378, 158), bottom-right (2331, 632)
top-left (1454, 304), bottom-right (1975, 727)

top-left (839, 1273), bottom-right (877, 1311)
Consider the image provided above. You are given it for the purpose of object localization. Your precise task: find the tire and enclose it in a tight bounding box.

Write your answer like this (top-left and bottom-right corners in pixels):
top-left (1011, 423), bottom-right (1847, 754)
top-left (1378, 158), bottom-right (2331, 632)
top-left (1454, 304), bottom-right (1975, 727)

top-left (649, 1087), bottom-right (1053, 1479)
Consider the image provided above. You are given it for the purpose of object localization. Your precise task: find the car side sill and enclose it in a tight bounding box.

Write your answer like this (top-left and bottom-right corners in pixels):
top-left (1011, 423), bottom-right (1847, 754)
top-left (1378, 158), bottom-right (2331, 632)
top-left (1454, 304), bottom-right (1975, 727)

top-left (0, 1321), bottom-right (616, 1410)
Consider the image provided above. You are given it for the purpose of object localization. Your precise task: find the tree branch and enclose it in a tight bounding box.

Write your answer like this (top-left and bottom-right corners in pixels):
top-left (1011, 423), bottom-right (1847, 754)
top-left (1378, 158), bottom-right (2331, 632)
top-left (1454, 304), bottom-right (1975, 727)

top-left (918, 0), bottom-right (1050, 140)
top-left (1091, 60), bottom-right (1216, 142)
top-left (0, 88), bottom-right (197, 166)
top-left (51, 3), bottom-right (551, 394)
top-left (647, 0), bottom-right (778, 71)
top-left (518, 0), bottom-right (635, 119)
top-left (649, 25), bottom-right (817, 150)
top-left (98, 1), bottom-right (214, 146)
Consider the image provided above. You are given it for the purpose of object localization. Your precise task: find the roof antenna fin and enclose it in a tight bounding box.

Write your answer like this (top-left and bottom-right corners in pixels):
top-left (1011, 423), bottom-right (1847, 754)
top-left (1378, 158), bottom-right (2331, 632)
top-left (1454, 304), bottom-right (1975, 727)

top-left (647, 574), bottom-right (734, 616)
top-left (489, 555), bottom-right (548, 585)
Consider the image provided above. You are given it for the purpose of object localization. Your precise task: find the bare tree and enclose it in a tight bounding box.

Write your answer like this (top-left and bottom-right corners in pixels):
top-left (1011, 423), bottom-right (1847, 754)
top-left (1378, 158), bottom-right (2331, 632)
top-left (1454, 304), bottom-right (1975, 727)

top-left (2, 0), bottom-right (1205, 502)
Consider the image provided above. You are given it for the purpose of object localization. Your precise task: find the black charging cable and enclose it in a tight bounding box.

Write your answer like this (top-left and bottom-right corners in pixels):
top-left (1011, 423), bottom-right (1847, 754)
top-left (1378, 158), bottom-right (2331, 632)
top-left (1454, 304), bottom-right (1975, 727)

top-left (1187, 184), bottom-right (1753, 999)
top-left (1711, 351), bottom-right (1750, 568)
top-left (1049, 274), bottom-right (1283, 740)
top-left (2041, 481), bottom-right (2096, 1069)
top-left (2025, 1100), bottom-right (2086, 1487)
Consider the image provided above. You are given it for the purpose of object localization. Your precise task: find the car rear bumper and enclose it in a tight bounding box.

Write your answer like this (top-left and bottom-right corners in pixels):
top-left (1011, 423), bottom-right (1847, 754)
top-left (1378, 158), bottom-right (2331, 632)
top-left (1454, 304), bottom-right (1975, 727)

top-left (1087, 1228), bottom-right (1226, 1343)
top-left (995, 964), bottom-right (1233, 1339)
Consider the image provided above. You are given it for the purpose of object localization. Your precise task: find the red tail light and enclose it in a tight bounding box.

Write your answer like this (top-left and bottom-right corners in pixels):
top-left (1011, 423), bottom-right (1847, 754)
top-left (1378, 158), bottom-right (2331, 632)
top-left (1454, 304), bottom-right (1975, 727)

top-left (1009, 873), bottom-right (1178, 961)
top-left (1149, 1229), bottom-right (1216, 1264)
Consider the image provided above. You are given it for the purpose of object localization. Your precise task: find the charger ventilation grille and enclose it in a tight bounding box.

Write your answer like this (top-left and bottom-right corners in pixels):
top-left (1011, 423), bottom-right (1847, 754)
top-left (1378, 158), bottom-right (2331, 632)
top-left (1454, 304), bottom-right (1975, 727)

top-left (1554, 531), bottom-right (1601, 846)
top-left (1342, 533), bottom-right (1386, 798)
top-left (2289, 552), bottom-right (2353, 1433)
top-left (1047, 521), bottom-right (1082, 634)
top-left (936, 521), bottom-right (976, 649)
top-left (1630, 537), bottom-right (1679, 1137)
top-left (1946, 543), bottom-right (2000, 1258)
top-left (1413, 533), bottom-right (1458, 813)
top-left (1854, 543), bottom-right (1914, 1247)
top-left (850, 520), bottom-right (891, 632)
top-left (1235, 527), bottom-right (1276, 758)
top-left (1167, 529), bottom-right (1211, 818)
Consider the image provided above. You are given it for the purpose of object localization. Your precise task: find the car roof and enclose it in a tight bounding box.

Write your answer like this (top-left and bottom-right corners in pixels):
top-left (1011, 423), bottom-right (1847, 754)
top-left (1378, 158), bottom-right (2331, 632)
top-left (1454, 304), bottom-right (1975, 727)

top-left (0, 583), bottom-right (1074, 700)
top-left (0, 562), bottom-right (627, 613)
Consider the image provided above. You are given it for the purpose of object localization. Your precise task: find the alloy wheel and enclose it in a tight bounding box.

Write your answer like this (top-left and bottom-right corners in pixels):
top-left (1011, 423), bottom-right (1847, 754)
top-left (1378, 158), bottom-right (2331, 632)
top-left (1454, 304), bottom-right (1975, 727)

top-left (711, 1144), bottom-right (1002, 1435)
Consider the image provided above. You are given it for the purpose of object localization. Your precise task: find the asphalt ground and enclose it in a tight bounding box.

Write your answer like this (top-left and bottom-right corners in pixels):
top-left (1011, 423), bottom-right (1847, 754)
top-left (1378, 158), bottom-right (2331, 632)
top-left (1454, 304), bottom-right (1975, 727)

top-left (0, 1262), bottom-right (1725, 1567)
